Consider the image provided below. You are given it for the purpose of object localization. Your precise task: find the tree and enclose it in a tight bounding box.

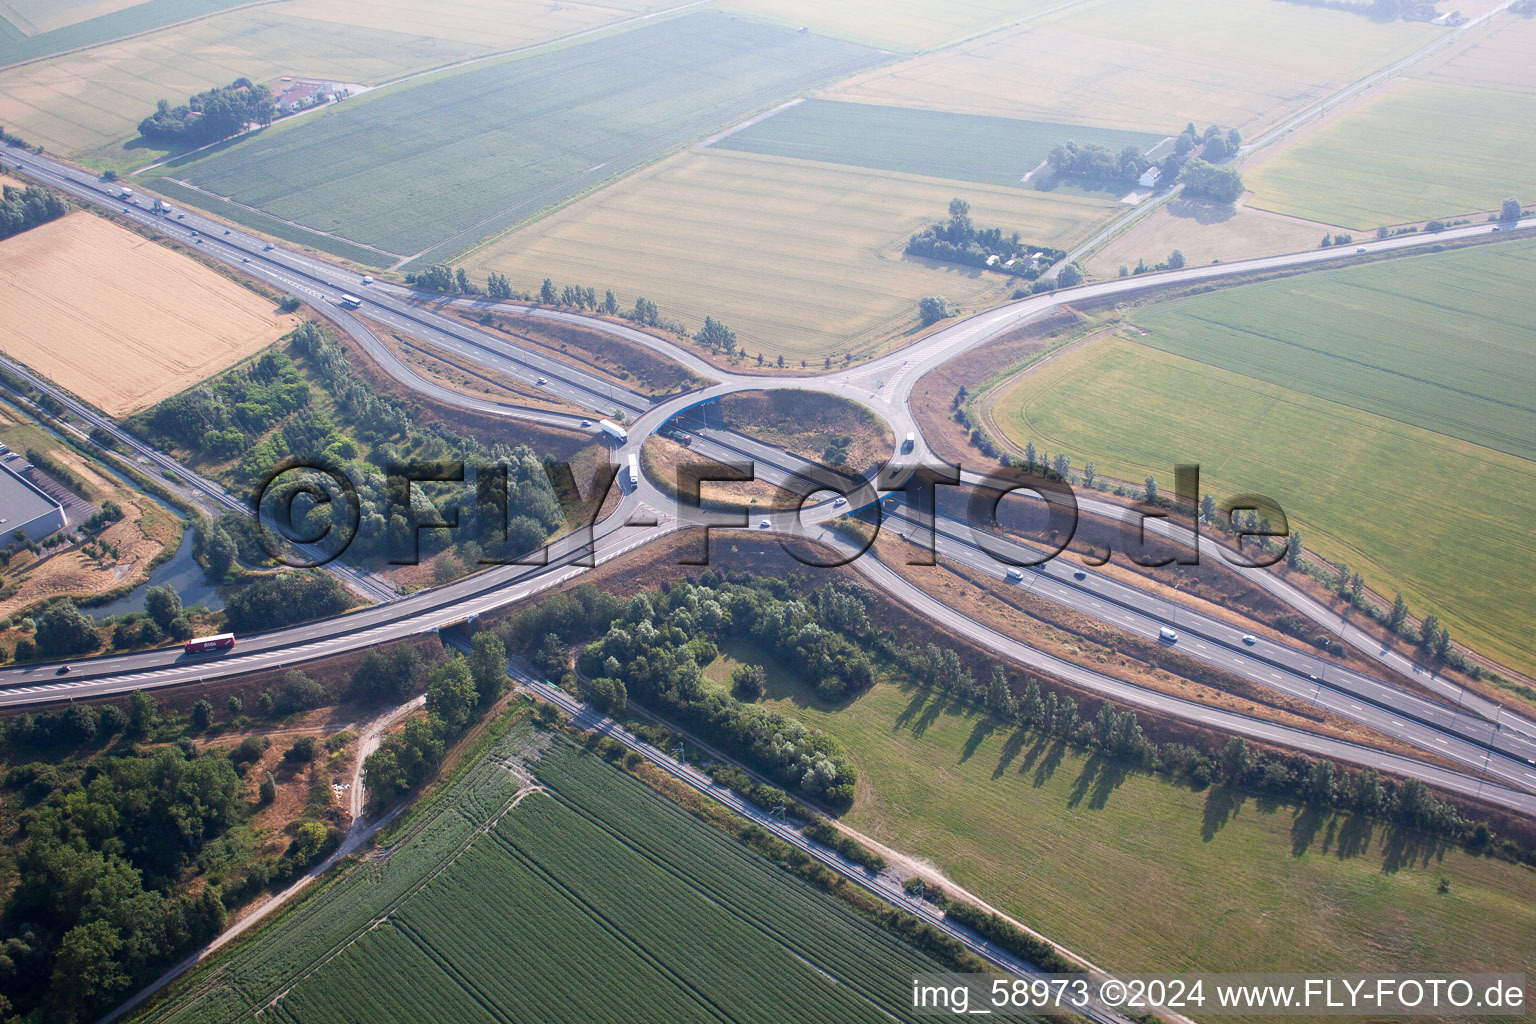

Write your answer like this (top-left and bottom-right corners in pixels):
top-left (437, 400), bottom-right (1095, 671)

top-left (985, 666), bottom-right (1015, 718)
top-left (259, 771), bottom-right (277, 804)
top-left (426, 657), bottom-right (478, 733)
top-left (1387, 593), bottom-right (1408, 632)
top-left (1051, 453), bottom-right (1071, 480)
top-left (1167, 249), bottom-right (1186, 269)
top-left (48, 920), bottom-right (127, 1021)
top-left (1082, 462), bottom-right (1097, 489)
top-left (191, 699), bottom-right (215, 731)
top-left (274, 670), bottom-right (327, 714)
top-left (468, 631), bottom-right (508, 705)
top-left (601, 289), bottom-right (619, 314)
top-left (632, 296), bottom-right (659, 326)
top-left (1057, 263), bottom-right (1084, 287)
top-left (128, 689), bottom-right (158, 736)
top-left (1286, 531), bottom-right (1303, 569)
top-left (1179, 159), bottom-right (1244, 204)
top-left (1419, 613), bottom-right (1441, 653)
top-left (917, 296), bottom-right (949, 326)
top-left (145, 585), bottom-right (183, 630)
top-left (485, 272), bottom-right (512, 300)
top-left (1218, 736), bottom-right (1252, 782)
top-left (539, 277), bottom-right (557, 304)
top-left (205, 523), bottom-right (237, 581)
top-left (731, 663), bottom-right (767, 701)
top-left (35, 599), bottom-right (99, 656)
top-left (227, 695), bottom-right (243, 717)
top-left (285, 735), bottom-right (317, 761)
top-left (1144, 476), bottom-right (1158, 503)
top-left (696, 316), bottom-right (737, 353)
top-left (1501, 196), bottom-right (1522, 222)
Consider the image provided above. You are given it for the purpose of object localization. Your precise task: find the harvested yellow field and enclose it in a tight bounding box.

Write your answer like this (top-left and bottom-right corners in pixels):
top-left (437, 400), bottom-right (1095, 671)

top-left (0, 212), bottom-right (296, 416)
top-left (0, 0), bottom-right (146, 36)
top-left (1085, 199), bottom-right (1341, 277)
top-left (0, 0), bottom-right (668, 159)
top-left (719, 0), bottom-right (1063, 50)
top-left (825, 0), bottom-right (1437, 134)
top-left (465, 148), bottom-right (1121, 360)
top-left (1411, 10), bottom-right (1536, 94)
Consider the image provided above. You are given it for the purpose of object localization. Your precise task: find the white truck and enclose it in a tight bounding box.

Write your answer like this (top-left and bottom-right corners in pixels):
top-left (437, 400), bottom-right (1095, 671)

top-left (627, 452), bottom-right (640, 490)
top-left (599, 419), bottom-right (628, 445)
top-left (902, 432), bottom-right (916, 454)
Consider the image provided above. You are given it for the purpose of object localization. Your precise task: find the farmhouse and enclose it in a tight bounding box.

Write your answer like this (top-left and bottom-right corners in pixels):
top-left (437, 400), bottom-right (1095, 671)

top-left (0, 447), bottom-right (68, 548)
top-left (276, 80), bottom-right (329, 113)
top-left (1138, 166), bottom-right (1162, 188)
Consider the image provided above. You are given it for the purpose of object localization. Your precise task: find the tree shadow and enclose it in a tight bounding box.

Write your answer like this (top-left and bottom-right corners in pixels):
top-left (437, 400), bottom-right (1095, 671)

top-left (1067, 750), bottom-right (1133, 810)
top-left (961, 716), bottom-right (997, 763)
top-left (1380, 827), bottom-right (1449, 874)
top-left (1290, 803), bottom-right (1328, 856)
top-left (1031, 736), bottom-right (1068, 788)
top-left (1334, 812), bottom-right (1376, 860)
top-left (1166, 198), bottom-right (1238, 224)
top-left (992, 726), bottom-right (1030, 779)
top-left (1201, 785), bottom-right (1246, 841)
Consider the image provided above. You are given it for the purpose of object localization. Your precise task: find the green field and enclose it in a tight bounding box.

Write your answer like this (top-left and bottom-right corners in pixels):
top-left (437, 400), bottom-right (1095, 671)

top-left (1131, 239), bottom-right (1536, 461)
top-left (991, 336), bottom-right (1536, 677)
top-left (0, 0), bottom-right (674, 162)
top-left (1246, 80), bottom-right (1536, 229)
top-left (714, 650), bottom-right (1536, 983)
top-left (0, 0), bottom-right (249, 66)
top-left (714, 99), bottom-right (1166, 188)
top-left (141, 718), bottom-right (951, 1024)
top-left (160, 12), bottom-right (885, 263)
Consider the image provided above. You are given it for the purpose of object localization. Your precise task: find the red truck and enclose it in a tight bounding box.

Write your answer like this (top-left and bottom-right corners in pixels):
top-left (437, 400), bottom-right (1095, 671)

top-left (184, 633), bottom-right (236, 654)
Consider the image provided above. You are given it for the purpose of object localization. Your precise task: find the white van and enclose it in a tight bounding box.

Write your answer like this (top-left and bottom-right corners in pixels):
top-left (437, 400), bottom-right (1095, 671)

top-left (1158, 627), bottom-right (1179, 643)
top-left (1005, 567), bottom-right (1025, 583)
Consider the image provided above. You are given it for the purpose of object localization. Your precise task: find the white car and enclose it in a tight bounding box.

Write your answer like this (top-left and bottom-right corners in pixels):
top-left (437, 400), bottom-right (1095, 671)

top-left (1242, 634), bottom-right (1256, 645)
top-left (1073, 569), bottom-right (1086, 580)
top-left (263, 243), bottom-right (275, 250)
top-left (1356, 246), bottom-right (1366, 252)
top-left (536, 376), bottom-right (547, 386)
top-left (832, 497), bottom-right (847, 507)
top-left (361, 275), bottom-right (374, 285)
top-left (759, 519), bottom-right (770, 529)
top-left (580, 418), bottom-right (592, 427)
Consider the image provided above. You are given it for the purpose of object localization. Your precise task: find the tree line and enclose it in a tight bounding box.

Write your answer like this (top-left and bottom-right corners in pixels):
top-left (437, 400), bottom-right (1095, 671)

top-left (0, 182), bottom-right (67, 242)
top-left (362, 633), bottom-right (508, 798)
top-left (137, 78), bottom-right (275, 148)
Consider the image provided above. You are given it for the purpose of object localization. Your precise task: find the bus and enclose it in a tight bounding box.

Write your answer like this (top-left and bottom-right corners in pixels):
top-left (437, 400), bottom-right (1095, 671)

top-left (338, 293), bottom-right (363, 309)
top-left (185, 633), bottom-right (236, 654)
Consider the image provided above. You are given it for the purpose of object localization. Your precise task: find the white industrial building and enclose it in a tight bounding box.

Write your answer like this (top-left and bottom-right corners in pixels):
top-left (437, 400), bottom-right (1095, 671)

top-left (0, 447), bottom-right (69, 549)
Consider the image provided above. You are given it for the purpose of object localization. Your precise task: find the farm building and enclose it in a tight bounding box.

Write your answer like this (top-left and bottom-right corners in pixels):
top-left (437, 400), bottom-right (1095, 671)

top-left (276, 80), bottom-right (329, 113)
top-left (1138, 166), bottom-right (1162, 188)
top-left (0, 448), bottom-right (68, 548)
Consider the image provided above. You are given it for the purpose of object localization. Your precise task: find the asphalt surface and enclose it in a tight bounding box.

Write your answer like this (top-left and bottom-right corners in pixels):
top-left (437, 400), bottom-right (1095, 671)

top-left (5, 144), bottom-right (1535, 816)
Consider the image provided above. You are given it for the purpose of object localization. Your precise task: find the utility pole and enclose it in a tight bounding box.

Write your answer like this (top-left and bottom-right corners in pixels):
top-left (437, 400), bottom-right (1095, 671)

top-left (771, 798), bottom-right (786, 824)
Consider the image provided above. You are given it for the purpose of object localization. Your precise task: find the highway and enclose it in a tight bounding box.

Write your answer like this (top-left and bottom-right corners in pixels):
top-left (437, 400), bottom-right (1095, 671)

top-left (5, 142), bottom-right (1536, 817)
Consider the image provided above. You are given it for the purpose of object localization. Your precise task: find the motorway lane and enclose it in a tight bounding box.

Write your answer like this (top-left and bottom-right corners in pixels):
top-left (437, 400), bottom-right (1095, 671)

top-left (0, 492), bottom-right (671, 704)
top-left (682, 434), bottom-right (1536, 801)
top-left (0, 354), bottom-right (398, 605)
top-left (673, 421), bottom-right (1536, 773)
top-left (10, 142), bottom-right (1536, 805)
